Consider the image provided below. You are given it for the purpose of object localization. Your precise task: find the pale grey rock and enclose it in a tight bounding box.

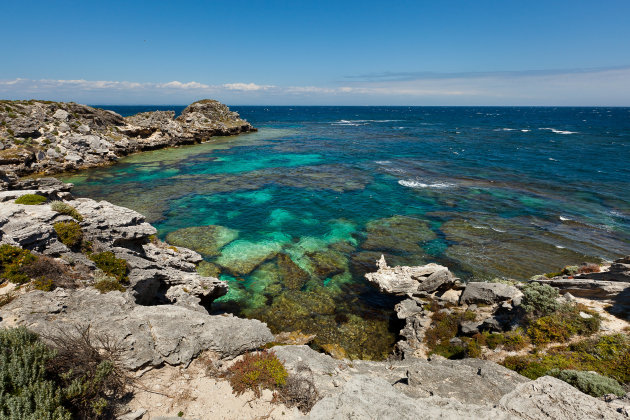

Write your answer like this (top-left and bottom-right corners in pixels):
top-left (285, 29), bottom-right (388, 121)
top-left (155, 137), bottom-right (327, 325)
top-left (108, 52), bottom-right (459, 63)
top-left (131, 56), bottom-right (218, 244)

top-left (365, 255), bottom-right (456, 296)
top-left (499, 376), bottom-right (624, 419)
top-left (460, 320), bottom-right (483, 335)
top-left (53, 109), bottom-right (69, 120)
top-left (394, 298), bottom-right (424, 319)
top-left (460, 282), bottom-right (521, 305)
top-left (117, 408), bottom-right (147, 420)
top-left (307, 375), bottom-right (512, 420)
top-left (0, 289), bottom-right (274, 370)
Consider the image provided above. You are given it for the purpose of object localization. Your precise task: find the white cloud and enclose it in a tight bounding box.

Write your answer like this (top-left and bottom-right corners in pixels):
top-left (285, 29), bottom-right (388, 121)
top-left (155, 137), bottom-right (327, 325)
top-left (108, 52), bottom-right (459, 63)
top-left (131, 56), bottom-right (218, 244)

top-left (1, 67), bottom-right (629, 105)
top-left (222, 82), bottom-right (274, 91)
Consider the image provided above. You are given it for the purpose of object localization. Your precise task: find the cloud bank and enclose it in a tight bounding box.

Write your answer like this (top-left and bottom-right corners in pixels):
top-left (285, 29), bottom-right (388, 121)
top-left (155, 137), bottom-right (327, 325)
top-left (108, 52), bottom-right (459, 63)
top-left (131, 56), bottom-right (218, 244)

top-left (1, 66), bottom-right (629, 105)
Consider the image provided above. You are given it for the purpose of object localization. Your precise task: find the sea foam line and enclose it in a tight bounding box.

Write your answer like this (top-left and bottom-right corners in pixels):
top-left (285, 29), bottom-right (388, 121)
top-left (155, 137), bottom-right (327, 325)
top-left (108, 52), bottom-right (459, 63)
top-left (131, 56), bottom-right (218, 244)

top-left (398, 179), bottom-right (455, 189)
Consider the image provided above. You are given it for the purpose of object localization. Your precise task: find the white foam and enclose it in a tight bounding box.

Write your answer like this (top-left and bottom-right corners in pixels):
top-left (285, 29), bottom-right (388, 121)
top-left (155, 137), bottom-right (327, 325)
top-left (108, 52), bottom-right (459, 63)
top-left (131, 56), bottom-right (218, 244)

top-left (375, 160), bottom-right (391, 165)
top-left (555, 245), bottom-right (565, 249)
top-left (494, 128), bottom-right (516, 131)
top-left (539, 127), bottom-right (578, 135)
top-left (398, 179), bottom-right (455, 189)
top-left (521, 129), bottom-right (530, 132)
top-left (491, 227), bottom-right (507, 233)
top-left (559, 216), bottom-right (572, 221)
top-left (548, 157), bottom-right (557, 161)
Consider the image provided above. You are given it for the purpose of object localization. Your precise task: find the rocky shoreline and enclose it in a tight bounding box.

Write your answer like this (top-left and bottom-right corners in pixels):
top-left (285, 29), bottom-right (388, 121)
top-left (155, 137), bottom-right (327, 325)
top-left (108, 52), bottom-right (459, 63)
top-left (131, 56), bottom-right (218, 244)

top-left (1, 175), bottom-right (629, 419)
top-left (0, 99), bottom-right (256, 177)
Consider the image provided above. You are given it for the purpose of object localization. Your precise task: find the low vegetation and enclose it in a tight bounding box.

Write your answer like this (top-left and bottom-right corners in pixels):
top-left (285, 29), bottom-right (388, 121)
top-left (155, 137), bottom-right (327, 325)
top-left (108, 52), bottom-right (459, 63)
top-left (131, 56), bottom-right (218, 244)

top-left (0, 244), bottom-right (36, 284)
top-left (94, 278), bottom-right (126, 293)
top-left (54, 221), bottom-right (83, 248)
top-left (503, 334), bottom-right (630, 395)
top-left (88, 252), bottom-right (128, 283)
top-left (14, 194), bottom-right (48, 205)
top-left (224, 350), bottom-right (288, 398)
top-left (223, 350), bottom-right (319, 412)
top-left (548, 369), bottom-right (625, 397)
top-left (520, 282), bottom-right (559, 316)
top-left (50, 201), bottom-right (84, 221)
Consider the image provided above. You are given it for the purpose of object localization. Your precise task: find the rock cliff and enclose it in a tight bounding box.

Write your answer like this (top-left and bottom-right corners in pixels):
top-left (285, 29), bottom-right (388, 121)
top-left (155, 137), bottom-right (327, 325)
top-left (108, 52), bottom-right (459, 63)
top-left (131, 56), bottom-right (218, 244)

top-left (0, 99), bottom-right (255, 177)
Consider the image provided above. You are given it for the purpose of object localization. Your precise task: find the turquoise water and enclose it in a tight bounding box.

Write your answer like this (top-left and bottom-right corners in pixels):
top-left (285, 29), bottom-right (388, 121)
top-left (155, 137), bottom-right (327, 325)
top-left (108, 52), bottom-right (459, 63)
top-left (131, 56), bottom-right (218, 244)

top-left (63, 106), bottom-right (630, 359)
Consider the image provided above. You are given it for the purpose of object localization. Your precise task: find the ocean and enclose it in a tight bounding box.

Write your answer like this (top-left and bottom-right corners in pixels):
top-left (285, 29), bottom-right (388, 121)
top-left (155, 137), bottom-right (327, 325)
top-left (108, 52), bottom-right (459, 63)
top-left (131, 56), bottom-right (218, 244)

top-left (61, 106), bottom-right (630, 358)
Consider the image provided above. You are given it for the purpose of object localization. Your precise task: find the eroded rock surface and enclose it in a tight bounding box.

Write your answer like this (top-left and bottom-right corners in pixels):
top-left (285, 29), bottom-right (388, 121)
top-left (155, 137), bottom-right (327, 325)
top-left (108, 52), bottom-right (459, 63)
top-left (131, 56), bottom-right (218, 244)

top-left (0, 99), bottom-right (255, 177)
top-left (0, 288), bottom-right (273, 369)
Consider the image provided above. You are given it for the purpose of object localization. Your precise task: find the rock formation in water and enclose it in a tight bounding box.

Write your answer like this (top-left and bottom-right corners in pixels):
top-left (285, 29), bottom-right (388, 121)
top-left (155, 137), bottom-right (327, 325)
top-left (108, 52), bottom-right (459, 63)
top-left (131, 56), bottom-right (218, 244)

top-left (0, 99), bottom-right (256, 177)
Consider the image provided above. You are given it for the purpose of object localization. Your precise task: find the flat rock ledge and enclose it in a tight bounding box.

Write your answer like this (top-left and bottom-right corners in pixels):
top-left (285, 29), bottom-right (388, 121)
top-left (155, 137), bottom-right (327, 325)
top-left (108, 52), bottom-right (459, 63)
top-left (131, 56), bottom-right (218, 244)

top-left (0, 288), bottom-right (273, 370)
top-left (268, 345), bottom-right (626, 420)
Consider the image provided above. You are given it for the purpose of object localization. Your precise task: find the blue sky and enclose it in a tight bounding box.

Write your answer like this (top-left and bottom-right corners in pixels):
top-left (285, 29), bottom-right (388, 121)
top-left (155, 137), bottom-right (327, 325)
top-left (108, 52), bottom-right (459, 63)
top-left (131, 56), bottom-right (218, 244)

top-left (1, 0), bottom-right (629, 105)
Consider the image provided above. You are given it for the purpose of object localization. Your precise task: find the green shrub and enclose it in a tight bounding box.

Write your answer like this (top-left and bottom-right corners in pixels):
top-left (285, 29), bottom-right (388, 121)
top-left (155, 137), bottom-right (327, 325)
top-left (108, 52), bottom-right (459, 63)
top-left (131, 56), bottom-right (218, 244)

top-left (503, 328), bottom-right (530, 351)
top-left (14, 194), bottom-right (47, 205)
top-left (562, 266), bottom-right (579, 276)
top-left (527, 304), bottom-right (600, 345)
top-left (548, 369), bottom-right (625, 397)
top-left (224, 350), bottom-right (288, 398)
top-left (502, 334), bottom-right (630, 385)
top-left (485, 333), bottom-right (505, 350)
top-left (0, 327), bottom-right (72, 419)
top-left (50, 201), bottom-right (83, 222)
top-left (94, 279), bottom-right (125, 293)
top-left (33, 277), bottom-right (55, 291)
top-left (0, 244), bottom-right (37, 284)
top-left (53, 221), bottom-right (83, 248)
top-left (89, 252), bottom-right (128, 283)
top-left (520, 282), bottom-right (559, 316)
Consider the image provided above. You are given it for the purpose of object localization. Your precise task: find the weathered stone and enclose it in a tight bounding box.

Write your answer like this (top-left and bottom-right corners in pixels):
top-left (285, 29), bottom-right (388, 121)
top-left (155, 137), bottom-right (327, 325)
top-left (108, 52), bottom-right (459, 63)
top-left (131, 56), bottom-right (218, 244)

top-left (499, 376), bottom-right (623, 419)
top-left (365, 255), bottom-right (456, 296)
top-left (0, 289), bottom-right (273, 370)
top-left (460, 282), bottom-right (521, 305)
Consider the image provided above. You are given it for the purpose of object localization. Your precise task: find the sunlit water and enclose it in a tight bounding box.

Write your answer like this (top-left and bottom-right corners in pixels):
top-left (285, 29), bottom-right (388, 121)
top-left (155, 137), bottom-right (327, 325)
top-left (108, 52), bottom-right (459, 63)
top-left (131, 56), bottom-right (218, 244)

top-left (62, 106), bottom-right (630, 359)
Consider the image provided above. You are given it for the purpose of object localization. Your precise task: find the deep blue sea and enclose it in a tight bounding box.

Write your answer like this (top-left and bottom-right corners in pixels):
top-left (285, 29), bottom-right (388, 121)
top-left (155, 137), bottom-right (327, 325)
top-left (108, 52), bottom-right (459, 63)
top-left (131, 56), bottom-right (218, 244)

top-left (62, 106), bottom-right (630, 358)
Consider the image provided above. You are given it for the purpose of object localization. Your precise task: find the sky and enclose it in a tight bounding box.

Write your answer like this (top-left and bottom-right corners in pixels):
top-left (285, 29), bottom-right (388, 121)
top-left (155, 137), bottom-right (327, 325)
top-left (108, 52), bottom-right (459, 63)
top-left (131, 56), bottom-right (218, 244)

top-left (1, 0), bottom-right (629, 105)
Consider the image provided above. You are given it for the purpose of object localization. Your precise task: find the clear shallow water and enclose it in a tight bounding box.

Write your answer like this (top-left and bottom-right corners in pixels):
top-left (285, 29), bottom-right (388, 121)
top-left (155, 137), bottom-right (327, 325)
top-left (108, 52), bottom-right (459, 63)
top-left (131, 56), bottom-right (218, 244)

top-left (63, 106), bottom-right (630, 359)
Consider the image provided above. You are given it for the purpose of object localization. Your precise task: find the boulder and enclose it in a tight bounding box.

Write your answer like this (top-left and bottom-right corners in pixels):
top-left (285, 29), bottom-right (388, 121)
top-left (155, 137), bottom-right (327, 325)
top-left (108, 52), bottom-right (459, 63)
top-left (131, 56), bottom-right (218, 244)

top-left (460, 282), bottom-right (521, 305)
top-left (365, 255), bottom-right (456, 296)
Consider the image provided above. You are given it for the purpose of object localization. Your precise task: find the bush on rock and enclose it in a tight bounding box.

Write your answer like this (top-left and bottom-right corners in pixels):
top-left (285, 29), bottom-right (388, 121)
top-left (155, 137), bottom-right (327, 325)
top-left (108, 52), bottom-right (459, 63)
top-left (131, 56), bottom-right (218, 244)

top-left (548, 369), bottom-right (625, 397)
top-left (0, 244), bottom-right (37, 284)
top-left (224, 350), bottom-right (288, 398)
top-left (14, 194), bottom-right (47, 205)
top-left (53, 221), bottom-right (83, 248)
top-left (50, 201), bottom-right (84, 221)
top-left (88, 252), bottom-right (128, 283)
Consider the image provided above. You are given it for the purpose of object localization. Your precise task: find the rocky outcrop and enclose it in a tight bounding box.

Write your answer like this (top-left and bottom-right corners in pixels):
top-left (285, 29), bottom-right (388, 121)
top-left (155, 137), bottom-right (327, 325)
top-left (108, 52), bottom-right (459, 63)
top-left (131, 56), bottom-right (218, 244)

top-left (0, 99), bottom-right (255, 177)
top-left (0, 288), bottom-right (273, 370)
top-left (460, 281), bottom-right (522, 305)
top-left (498, 376), bottom-right (625, 420)
top-left (0, 178), bottom-right (227, 307)
top-left (271, 345), bottom-right (625, 419)
top-left (365, 255), bottom-right (457, 296)
top-left (532, 256), bottom-right (630, 299)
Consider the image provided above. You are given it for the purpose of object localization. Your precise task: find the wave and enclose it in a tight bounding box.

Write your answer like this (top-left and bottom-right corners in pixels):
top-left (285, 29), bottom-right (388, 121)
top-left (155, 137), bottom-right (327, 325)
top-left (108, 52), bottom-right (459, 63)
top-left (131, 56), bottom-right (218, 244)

top-left (559, 216), bottom-right (572, 221)
top-left (539, 127), bottom-right (578, 135)
top-left (398, 179), bottom-right (455, 189)
top-left (331, 119), bottom-right (402, 126)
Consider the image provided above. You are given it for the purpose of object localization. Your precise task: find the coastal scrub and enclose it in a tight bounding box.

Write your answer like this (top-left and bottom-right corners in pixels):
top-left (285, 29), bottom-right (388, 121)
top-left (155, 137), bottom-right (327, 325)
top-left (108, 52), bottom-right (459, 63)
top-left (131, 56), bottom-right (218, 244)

top-left (14, 194), bottom-right (47, 205)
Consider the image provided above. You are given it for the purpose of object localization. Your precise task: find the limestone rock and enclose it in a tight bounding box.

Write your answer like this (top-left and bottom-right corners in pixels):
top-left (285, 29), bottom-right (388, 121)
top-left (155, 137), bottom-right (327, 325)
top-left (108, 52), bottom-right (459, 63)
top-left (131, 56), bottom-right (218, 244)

top-left (0, 288), bottom-right (274, 370)
top-left (365, 255), bottom-right (456, 296)
top-left (499, 376), bottom-right (624, 419)
top-left (460, 282), bottom-right (521, 305)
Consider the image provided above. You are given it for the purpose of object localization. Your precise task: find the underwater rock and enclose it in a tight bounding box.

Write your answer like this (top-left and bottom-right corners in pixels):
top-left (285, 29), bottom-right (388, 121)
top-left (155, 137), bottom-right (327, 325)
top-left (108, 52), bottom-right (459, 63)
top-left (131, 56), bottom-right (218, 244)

top-left (196, 260), bottom-right (222, 278)
top-left (276, 253), bottom-right (310, 290)
top-left (441, 218), bottom-right (600, 280)
top-left (306, 248), bottom-right (348, 280)
top-left (215, 239), bottom-right (283, 276)
top-left (365, 255), bottom-right (456, 296)
top-left (361, 215), bottom-right (436, 254)
top-left (165, 225), bottom-right (238, 257)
